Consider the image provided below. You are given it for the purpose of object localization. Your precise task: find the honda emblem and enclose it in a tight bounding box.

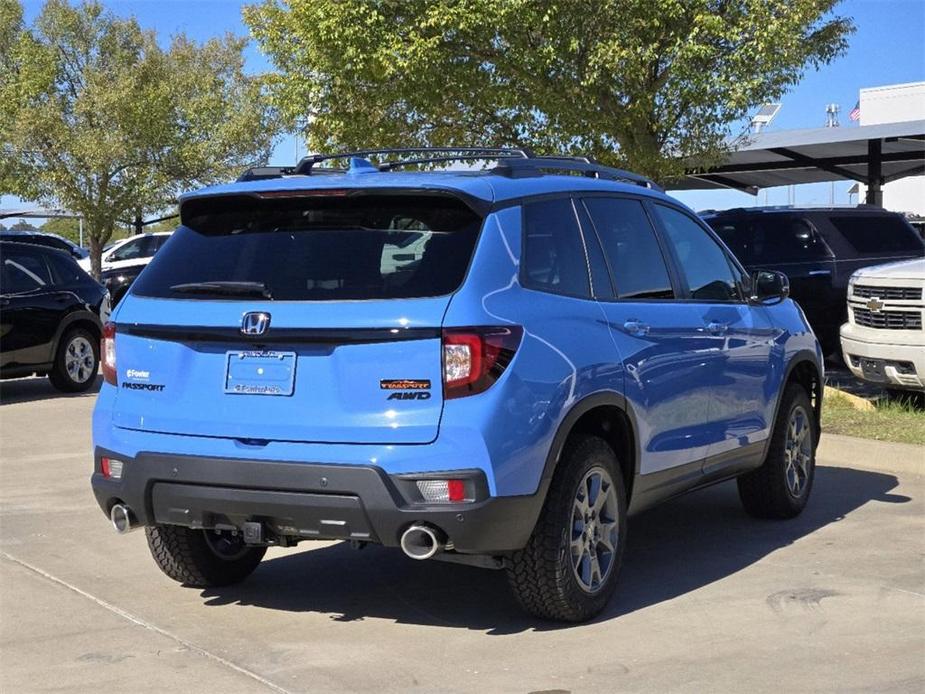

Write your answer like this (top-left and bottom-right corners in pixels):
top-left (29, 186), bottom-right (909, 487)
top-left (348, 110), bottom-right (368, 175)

top-left (241, 312), bottom-right (271, 336)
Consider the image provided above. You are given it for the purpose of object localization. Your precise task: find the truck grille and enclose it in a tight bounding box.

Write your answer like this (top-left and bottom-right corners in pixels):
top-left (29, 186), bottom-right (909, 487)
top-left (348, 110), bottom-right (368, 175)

top-left (852, 285), bottom-right (922, 300)
top-left (852, 307), bottom-right (922, 330)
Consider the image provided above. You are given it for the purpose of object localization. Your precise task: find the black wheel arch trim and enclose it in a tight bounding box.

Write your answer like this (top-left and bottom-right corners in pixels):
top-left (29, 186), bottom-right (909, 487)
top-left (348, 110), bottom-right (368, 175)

top-left (539, 390), bottom-right (640, 487)
top-left (769, 349), bottom-right (824, 456)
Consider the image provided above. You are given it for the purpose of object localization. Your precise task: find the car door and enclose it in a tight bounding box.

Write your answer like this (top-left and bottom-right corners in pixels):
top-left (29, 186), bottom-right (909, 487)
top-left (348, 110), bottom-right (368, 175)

top-left (579, 195), bottom-right (728, 477)
top-left (648, 203), bottom-right (776, 473)
top-left (0, 246), bottom-right (63, 368)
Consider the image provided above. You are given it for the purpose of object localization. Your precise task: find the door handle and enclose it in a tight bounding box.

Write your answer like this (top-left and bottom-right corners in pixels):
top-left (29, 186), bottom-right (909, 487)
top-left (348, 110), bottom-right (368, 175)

top-left (707, 321), bottom-right (728, 335)
top-left (623, 319), bottom-right (650, 337)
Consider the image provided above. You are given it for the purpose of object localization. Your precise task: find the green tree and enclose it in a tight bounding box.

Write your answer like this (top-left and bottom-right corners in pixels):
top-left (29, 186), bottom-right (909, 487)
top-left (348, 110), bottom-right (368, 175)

top-left (40, 217), bottom-right (80, 243)
top-left (245, 0), bottom-right (852, 181)
top-left (1, 0), bottom-right (280, 276)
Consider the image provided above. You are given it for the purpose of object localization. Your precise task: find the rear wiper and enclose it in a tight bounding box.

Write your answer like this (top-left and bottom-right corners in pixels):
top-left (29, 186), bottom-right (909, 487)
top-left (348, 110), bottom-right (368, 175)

top-left (169, 281), bottom-right (273, 299)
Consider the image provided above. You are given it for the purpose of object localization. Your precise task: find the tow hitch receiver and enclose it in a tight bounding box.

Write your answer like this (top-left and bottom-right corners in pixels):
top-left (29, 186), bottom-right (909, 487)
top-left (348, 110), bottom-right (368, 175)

top-left (242, 521), bottom-right (264, 545)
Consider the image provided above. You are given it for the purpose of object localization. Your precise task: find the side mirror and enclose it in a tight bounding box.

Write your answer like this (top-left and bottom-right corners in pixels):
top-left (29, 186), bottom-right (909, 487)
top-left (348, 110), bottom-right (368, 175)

top-left (750, 270), bottom-right (790, 305)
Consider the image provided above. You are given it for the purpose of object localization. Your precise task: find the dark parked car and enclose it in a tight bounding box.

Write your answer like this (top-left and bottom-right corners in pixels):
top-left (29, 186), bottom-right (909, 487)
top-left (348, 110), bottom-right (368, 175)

top-left (0, 229), bottom-right (89, 261)
top-left (702, 206), bottom-right (925, 354)
top-left (100, 263), bottom-right (147, 306)
top-left (1, 241), bottom-right (109, 391)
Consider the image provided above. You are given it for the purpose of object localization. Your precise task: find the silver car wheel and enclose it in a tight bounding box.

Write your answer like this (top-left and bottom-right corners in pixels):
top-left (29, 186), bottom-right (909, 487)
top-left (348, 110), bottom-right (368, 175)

top-left (570, 466), bottom-right (619, 594)
top-left (64, 335), bottom-right (95, 384)
top-left (784, 405), bottom-right (813, 497)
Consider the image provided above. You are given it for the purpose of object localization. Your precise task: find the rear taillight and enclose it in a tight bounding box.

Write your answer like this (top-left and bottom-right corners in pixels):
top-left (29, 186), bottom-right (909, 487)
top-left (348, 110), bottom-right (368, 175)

top-left (415, 478), bottom-right (471, 503)
top-left (100, 457), bottom-right (124, 479)
top-left (101, 322), bottom-right (117, 385)
top-left (442, 326), bottom-right (522, 399)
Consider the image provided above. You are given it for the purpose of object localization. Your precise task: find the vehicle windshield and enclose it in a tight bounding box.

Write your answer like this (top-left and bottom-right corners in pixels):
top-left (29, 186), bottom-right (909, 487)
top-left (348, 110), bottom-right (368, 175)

top-left (131, 193), bottom-right (483, 301)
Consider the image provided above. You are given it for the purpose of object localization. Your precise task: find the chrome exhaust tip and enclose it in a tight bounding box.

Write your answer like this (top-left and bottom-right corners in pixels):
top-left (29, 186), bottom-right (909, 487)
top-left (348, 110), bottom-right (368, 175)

top-left (400, 523), bottom-right (445, 560)
top-left (110, 504), bottom-right (138, 534)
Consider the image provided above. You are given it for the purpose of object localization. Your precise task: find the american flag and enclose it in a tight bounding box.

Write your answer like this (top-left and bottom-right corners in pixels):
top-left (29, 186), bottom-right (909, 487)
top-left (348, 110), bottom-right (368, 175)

top-left (849, 100), bottom-right (861, 122)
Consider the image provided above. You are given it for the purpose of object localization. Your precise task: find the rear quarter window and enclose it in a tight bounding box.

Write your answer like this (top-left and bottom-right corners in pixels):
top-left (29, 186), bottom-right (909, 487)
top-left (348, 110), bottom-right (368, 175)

top-left (828, 215), bottom-right (925, 255)
top-left (521, 198), bottom-right (591, 298)
top-left (131, 194), bottom-right (483, 301)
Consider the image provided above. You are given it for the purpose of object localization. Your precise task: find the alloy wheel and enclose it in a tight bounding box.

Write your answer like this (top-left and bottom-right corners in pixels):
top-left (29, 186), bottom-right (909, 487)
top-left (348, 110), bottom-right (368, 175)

top-left (569, 466), bottom-right (619, 593)
top-left (65, 335), bottom-right (95, 384)
top-left (784, 405), bottom-right (813, 497)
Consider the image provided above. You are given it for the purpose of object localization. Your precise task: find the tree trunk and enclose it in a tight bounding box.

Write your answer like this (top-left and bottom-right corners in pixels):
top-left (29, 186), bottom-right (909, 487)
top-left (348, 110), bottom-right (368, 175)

top-left (88, 235), bottom-right (103, 281)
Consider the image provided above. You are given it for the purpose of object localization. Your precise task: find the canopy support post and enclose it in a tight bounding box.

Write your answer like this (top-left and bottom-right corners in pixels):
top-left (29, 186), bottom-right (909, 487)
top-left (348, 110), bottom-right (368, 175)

top-left (866, 139), bottom-right (883, 206)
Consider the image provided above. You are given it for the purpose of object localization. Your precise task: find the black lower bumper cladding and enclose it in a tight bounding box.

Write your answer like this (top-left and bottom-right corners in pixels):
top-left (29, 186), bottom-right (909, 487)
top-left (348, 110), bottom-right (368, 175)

top-left (91, 449), bottom-right (541, 554)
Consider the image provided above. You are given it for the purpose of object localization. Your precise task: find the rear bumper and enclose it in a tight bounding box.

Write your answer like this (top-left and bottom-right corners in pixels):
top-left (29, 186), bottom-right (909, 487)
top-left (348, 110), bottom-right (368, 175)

top-left (90, 448), bottom-right (541, 554)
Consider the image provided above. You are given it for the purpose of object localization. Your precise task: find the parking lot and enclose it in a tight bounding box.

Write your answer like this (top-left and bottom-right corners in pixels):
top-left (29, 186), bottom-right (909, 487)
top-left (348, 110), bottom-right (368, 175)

top-left (1, 376), bottom-right (923, 693)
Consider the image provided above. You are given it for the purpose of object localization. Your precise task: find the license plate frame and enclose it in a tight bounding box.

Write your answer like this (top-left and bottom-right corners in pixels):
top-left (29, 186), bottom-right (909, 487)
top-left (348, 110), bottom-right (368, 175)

top-left (224, 350), bottom-right (297, 396)
top-left (860, 358), bottom-right (886, 382)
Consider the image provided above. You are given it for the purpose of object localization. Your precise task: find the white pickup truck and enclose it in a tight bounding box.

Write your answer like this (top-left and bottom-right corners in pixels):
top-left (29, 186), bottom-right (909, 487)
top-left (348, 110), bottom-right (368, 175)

top-left (840, 257), bottom-right (925, 393)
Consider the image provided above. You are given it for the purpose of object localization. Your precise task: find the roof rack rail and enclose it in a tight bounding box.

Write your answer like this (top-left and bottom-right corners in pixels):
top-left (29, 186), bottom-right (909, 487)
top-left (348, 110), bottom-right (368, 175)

top-left (237, 148), bottom-right (661, 191)
top-left (293, 147), bottom-right (532, 175)
top-left (492, 157), bottom-right (662, 191)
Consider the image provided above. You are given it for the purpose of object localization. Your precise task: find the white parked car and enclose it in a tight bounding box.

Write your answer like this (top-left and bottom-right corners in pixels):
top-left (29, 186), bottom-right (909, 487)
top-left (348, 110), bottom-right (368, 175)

top-left (77, 232), bottom-right (172, 273)
top-left (840, 257), bottom-right (925, 393)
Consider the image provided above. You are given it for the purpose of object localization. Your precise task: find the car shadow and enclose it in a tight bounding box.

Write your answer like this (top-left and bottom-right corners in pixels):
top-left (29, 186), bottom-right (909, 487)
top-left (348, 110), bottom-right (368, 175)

top-left (0, 375), bottom-right (101, 406)
top-left (199, 465), bottom-right (908, 633)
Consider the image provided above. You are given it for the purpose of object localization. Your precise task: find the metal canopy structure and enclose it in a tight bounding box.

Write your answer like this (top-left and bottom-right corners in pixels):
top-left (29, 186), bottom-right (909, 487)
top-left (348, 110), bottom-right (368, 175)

top-left (675, 120), bottom-right (925, 205)
top-left (0, 207), bottom-right (77, 220)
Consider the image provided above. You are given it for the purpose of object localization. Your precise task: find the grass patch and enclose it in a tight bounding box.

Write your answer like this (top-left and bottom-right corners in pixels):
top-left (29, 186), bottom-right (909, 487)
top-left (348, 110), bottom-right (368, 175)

top-left (823, 390), bottom-right (925, 446)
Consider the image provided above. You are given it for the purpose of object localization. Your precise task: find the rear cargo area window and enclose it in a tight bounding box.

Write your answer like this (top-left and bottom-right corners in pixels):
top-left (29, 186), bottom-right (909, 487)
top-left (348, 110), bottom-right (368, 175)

top-left (131, 194), bottom-right (483, 301)
top-left (829, 215), bottom-right (924, 254)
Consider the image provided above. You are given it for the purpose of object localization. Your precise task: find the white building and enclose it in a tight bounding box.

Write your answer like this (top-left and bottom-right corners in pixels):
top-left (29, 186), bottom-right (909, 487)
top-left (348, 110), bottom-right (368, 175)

top-left (856, 82), bottom-right (925, 215)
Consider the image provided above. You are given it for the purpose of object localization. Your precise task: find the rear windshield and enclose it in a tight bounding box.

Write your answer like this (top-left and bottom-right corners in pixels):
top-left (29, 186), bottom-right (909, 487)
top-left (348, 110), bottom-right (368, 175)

top-left (828, 215), bottom-right (924, 255)
top-left (132, 194), bottom-right (483, 301)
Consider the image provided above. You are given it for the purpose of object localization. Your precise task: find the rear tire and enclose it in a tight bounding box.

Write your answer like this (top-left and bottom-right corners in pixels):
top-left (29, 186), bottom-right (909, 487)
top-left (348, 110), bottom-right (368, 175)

top-left (48, 327), bottom-right (98, 392)
top-left (507, 435), bottom-right (627, 622)
top-left (145, 525), bottom-right (266, 587)
top-left (737, 384), bottom-right (816, 519)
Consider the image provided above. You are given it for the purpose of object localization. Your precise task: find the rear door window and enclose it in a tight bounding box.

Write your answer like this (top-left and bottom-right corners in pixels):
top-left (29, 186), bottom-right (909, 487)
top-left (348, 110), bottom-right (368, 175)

top-left (1, 247), bottom-right (52, 294)
top-left (108, 236), bottom-right (148, 262)
top-left (828, 215), bottom-right (924, 254)
top-left (751, 217), bottom-right (831, 263)
top-left (521, 198), bottom-right (591, 298)
top-left (653, 204), bottom-right (740, 302)
top-left (132, 194), bottom-right (483, 300)
top-left (707, 216), bottom-right (832, 264)
top-left (583, 197), bottom-right (674, 300)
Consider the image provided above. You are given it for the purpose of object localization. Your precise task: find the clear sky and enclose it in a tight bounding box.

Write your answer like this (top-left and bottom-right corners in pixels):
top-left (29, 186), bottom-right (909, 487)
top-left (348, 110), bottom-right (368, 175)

top-left (5, 0), bottom-right (925, 219)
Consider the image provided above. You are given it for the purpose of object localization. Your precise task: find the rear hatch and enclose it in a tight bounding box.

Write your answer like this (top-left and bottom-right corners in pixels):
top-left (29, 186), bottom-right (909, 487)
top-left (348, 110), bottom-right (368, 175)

top-left (110, 191), bottom-right (483, 444)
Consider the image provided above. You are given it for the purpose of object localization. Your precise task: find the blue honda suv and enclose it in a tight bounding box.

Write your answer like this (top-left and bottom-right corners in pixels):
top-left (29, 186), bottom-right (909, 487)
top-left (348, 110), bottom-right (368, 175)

top-left (91, 149), bottom-right (823, 621)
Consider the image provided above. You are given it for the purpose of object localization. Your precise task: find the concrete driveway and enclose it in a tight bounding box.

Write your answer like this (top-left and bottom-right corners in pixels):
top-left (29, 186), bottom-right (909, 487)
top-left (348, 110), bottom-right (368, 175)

top-left (1, 377), bottom-right (923, 693)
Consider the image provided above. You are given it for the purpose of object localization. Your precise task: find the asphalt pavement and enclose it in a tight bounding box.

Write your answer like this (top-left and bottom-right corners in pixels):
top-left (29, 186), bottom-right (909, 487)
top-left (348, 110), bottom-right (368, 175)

top-left (1, 376), bottom-right (923, 693)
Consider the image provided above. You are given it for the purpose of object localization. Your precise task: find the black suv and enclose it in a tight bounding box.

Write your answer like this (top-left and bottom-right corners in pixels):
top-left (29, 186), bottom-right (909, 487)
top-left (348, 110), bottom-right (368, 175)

top-left (0, 229), bottom-right (89, 261)
top-left (1, 241), bottom-right (109, 391)
top-left (701, 206), bottom-right (925, 354)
